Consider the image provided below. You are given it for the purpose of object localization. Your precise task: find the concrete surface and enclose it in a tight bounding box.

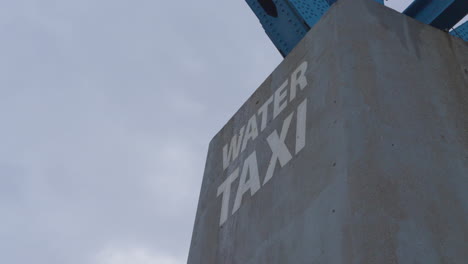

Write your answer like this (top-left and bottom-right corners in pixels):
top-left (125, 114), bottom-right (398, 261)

top-left (187, 0), bottom-right (468, 263)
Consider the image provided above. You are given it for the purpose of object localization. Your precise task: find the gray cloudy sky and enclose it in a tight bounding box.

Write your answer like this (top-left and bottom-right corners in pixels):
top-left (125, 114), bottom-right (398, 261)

top-left (0, 1), bottom-right (465, 264)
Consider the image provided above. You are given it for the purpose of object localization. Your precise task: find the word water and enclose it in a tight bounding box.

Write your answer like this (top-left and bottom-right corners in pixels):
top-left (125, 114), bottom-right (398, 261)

top-left (216, 61), bottom-right (309, 226)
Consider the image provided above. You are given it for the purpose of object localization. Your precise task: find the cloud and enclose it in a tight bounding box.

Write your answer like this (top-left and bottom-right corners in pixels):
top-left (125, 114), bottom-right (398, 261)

top-left (94, 246), bottom-right (182, 264)
top-left (8, 1), bottom-right (463, 264)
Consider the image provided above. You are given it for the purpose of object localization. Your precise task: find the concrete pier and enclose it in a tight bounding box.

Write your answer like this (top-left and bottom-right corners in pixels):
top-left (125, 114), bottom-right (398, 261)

top-left (188, 0), bottom-right (468, 263)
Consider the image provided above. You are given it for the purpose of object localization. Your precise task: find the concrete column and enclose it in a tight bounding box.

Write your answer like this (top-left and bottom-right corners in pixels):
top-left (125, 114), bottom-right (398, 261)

top-left (187, 0), bottom-right (468, 263)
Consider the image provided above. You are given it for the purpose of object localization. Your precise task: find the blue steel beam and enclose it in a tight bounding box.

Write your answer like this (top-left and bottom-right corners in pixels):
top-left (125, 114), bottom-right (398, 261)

top-left (246, 0), bottom-right (384, 57)
top-left (246, 0), bottom-right (329, 57)
top-left (326, 0), bottom-right (383, 5)
top-left (403, 0), bottom-right (468, 30)
top-left (450, 21), bottom-right (468, 41)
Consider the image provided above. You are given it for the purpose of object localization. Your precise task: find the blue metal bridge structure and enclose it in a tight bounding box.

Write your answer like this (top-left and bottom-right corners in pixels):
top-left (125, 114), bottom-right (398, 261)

top-left (246, 0), bottom-right (468, 57)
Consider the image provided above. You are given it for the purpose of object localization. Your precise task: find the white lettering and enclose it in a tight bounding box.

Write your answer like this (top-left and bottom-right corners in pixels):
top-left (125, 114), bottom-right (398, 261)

top-left (273, 80), bottom-right (289, 119)
top-left (217, 168), bottom-right (239, 226)
top-left (232, 151), bottom-right (261, 214)
top-left (295, 99), bottom-right (307, 154)
top-left (241, 115), bottom-right (259, 152)
top-left (290, 61), bottom-right (308, 101)
top-left (263, 112), bottom-right (294, 185)
top-left (257, 95), bottom-right (273, 132)
top-left (216, 61), bottom-right (310, 226)
top-left (222, 127), bottom-right (245, 170)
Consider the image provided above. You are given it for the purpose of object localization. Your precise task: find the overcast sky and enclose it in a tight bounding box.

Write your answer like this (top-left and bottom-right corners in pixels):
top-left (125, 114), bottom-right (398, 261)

top-left (0, 1), bottom-right (465, 264)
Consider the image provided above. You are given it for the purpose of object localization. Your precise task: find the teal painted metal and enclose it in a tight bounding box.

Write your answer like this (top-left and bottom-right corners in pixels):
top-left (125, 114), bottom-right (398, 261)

top-left (245, 0), bottom-right (329, 57)
top-left (326, 0), bottom-right (383, 4)
top-left (403, 0), bottom-right (468, 30)
top-left (247, 0), bottom-right (468, 57)
top-left (246, 0), bottom-right (385, 57)
top-left (290, 0), bottom-right (330, 28)
top-left (450, 21), bottom-right (468, 41)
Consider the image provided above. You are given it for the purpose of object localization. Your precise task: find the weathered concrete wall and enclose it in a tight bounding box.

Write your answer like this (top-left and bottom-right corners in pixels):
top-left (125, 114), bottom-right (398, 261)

top-left (187, 0), bottom-right (468, 263)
